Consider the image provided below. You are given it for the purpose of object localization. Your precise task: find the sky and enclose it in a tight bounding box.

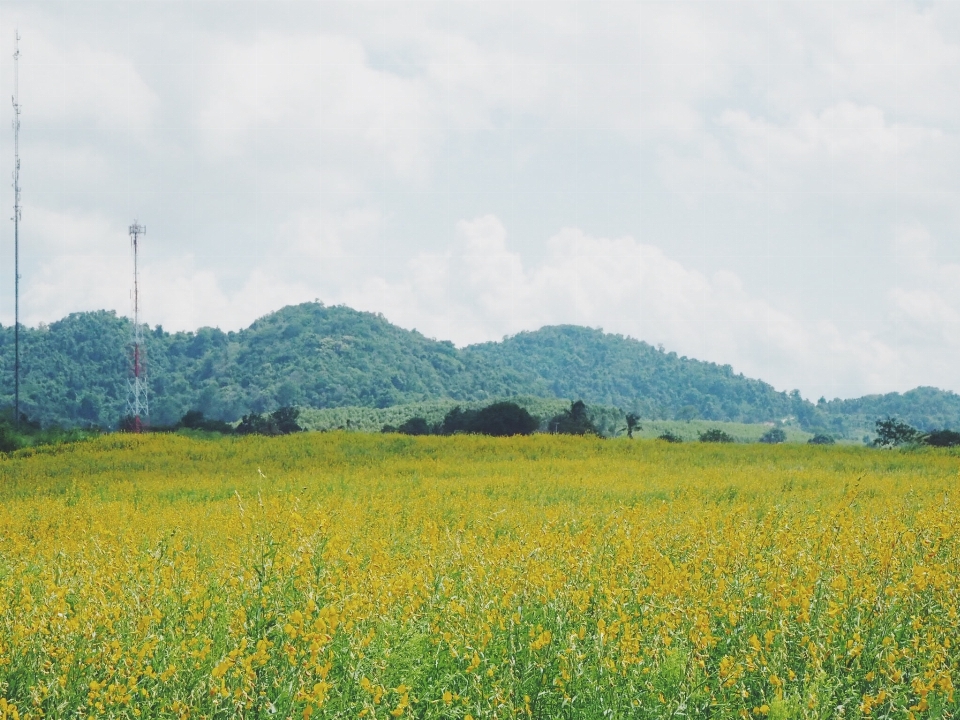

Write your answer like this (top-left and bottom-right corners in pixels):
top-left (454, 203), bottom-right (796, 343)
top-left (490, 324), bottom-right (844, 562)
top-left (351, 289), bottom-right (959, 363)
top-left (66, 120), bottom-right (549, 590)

top-left (0, 0), bottom-right (958, 401)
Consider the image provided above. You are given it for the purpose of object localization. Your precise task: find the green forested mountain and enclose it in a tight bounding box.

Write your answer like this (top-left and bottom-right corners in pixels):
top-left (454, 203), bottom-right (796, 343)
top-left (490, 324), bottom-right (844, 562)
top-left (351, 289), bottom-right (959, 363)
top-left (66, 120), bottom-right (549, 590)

top-left (0, 301), bottom-right (957, 435)
top-left (812, 387), bottom-right (960, 439)
top-left (459, 326), bottom-right (799, 423)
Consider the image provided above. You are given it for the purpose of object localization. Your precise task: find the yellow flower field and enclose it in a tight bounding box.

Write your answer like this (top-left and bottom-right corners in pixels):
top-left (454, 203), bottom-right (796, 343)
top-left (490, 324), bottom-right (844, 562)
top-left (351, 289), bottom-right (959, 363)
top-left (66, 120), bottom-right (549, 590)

top-left (0, 433), bottom-right (958, 719)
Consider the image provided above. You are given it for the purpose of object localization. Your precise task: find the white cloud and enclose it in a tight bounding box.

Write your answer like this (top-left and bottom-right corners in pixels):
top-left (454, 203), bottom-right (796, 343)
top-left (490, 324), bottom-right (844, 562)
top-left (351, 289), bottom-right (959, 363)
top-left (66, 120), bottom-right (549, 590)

top-left (22, 33), bottom-right (159, 135)
top-left (888, 225), bottom-right (960, 345)
top-left (196, 32), bottom-right (433, 178)
top-left (147, 263), bottom-right (315, 333)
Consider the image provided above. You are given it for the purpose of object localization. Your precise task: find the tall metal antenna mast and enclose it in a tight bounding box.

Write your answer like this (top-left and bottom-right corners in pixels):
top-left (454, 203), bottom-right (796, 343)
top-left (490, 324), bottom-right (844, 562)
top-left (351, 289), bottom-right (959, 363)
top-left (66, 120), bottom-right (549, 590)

top-left (11, 31), bottom-right (21, 428)
top-left (126, 221), bottom-right (148, 432)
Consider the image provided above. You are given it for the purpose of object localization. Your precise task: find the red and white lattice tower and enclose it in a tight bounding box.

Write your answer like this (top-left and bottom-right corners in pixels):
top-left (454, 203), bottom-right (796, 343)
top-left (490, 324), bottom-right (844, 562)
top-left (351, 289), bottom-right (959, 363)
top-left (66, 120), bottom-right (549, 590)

top-left (126, 221), bottom-right (148, 432)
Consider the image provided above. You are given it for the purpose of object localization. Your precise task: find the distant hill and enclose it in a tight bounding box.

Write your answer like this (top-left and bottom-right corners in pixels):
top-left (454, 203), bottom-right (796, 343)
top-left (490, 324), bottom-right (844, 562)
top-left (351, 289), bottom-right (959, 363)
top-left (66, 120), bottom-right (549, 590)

top-left (0, 301), bottom-right (957, 435)
top-left (460, 326), bottom-right (798, 423)
top-left (813, 387), bottom-right (960, 439)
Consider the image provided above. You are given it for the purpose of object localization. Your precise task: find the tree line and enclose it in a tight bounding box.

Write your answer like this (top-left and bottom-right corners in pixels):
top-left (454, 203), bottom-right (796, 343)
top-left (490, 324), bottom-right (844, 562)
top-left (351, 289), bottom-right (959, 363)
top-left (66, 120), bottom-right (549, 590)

top-left (872, 417), bottom-right (960, 448)
top-left (383, 400), bottom-right (600, 437)
top-left (142, 406), bottom-right (304, 437)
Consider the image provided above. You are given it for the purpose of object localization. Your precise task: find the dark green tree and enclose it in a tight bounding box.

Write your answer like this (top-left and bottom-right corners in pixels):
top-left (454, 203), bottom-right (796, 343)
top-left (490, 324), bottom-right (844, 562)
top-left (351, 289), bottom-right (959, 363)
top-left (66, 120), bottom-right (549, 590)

top-left (469, 402), bottom-right (538, 437)
top-left (236, 407), bottom-right (302, 436)
top-left (271, 406), bottom-right (302, 434)
top-left (759, 427), bottom-right (786, 444)
top-left (873, 417), bottom-right (920, 448)
top-left (177, 410), bottom-right (234, 434)
top-left (548, 400), bottom-right (600, 436)
top-left (921, 429), bottom-right (960, 447)
top-left (397, 417), bottom-right (431, 436)
top-left (439, 402), bottom-right (537, 437)
top-left (440, 406), bottom-right (477, 435)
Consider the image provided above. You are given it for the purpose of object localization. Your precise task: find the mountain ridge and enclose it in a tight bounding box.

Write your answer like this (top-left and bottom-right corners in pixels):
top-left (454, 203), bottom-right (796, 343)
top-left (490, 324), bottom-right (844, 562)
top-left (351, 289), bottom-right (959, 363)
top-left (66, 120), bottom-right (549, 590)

top-left (0, 301), bottom-right (957, 436)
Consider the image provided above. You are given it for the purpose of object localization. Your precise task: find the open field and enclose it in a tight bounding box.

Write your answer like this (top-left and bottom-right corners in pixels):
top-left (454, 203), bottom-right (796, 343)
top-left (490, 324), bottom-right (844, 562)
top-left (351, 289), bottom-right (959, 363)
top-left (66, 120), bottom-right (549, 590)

top-left (0, 434), bottom-right (958, 718)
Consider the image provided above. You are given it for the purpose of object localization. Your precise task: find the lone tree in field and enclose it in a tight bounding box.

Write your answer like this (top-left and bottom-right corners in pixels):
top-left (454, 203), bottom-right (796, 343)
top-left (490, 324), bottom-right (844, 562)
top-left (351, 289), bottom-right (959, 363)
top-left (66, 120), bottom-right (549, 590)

top-left (873, 417), bottom-right (920, 448)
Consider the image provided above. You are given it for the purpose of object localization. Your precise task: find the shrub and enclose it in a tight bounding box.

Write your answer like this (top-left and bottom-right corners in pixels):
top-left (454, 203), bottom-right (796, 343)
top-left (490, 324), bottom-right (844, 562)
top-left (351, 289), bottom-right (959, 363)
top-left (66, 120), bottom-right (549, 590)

top-left (699, 429), bottom-right (735, 443)
top-left (759, 427), bottom-right (787, 444)
top-left (808, 434), bottom-right (835, 445)
top-left (657, 431), bottom-right (683, 443)
top-left (921, 429), bottom-right (960, 447)
top-left (0, 409), bottom-right (95, 451)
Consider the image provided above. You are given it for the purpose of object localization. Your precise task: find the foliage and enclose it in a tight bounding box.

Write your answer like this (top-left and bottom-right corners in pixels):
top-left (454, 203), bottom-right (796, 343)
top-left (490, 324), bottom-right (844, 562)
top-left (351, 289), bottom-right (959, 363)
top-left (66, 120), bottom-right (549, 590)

top-left (0, 434), bottom-right (959, 718)
top-left (307, 397), bottom-right (567, 434)
top-left (813, 386), bottom-right (960, 438)
top-left (758, 427), bottom-right (787, 444)
top-left (0, 424), bottom-right (17, 453)
top-left (438, 406), bottom-right (475, 435)
top-left (873, 417), bottom-right (921, 448)
top-left (807, 434), bottom-right (836, 445)
top-left (386, 402), bottom-right (539, 437)
top-left (657, 431), bottom-right (683, 443)
top-left (469, 402), bottom-right (539, 436)
top-left (462, 325), bottom-right (807, 424)
top-left (921, 429), bottom-right (960, 447)
top-left (625, 412), bottom-right (640, 438)
top-left (440, 402), bottom-right (539, 437)
top-left (0, 406), bottom-right (96, 453)
top-left (303, 402), bottom-right (814, 442)
top-left (699, 428), bottom-right (736, 443)
top-left (394, 417), bottom-right (431, 436)
top-left (546, 400), bottom-right (600, 436)
top-left (235, 406), bottom-right (302, 436)
top-left (176, 410), bottom-right (234, 434)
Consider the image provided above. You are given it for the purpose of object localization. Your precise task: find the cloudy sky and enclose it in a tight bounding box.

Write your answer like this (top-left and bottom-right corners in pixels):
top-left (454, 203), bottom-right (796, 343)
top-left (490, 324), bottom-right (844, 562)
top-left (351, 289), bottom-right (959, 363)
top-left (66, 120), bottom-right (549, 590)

top-left (0, 1), bottom-right (958, 400)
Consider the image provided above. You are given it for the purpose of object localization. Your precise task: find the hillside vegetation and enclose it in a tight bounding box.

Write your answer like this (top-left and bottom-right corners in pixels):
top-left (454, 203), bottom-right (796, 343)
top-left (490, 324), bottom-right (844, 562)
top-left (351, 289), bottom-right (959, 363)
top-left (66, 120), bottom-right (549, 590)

top-left (0, 302), bottom-right (958, 436)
